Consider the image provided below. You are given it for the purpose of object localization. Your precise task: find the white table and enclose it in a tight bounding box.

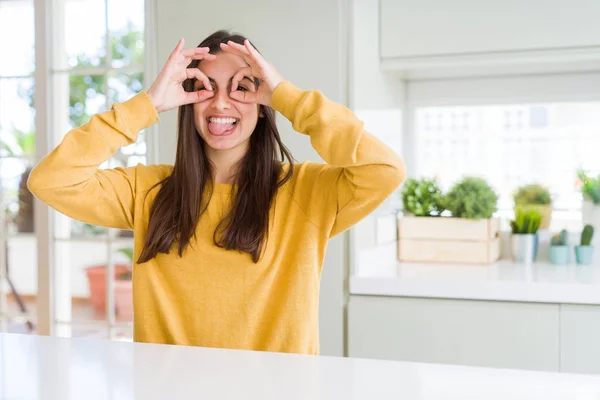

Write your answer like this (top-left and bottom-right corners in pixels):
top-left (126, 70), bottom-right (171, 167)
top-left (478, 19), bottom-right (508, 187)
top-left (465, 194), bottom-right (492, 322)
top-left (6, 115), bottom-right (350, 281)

top-left (2, 333), bottom-right (600, 399)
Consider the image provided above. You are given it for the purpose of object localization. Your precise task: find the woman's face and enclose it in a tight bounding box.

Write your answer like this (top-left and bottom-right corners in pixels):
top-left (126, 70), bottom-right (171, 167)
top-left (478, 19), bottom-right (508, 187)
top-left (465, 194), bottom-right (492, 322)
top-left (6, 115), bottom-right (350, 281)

top-left (193, 51), bottom-right (260, 154)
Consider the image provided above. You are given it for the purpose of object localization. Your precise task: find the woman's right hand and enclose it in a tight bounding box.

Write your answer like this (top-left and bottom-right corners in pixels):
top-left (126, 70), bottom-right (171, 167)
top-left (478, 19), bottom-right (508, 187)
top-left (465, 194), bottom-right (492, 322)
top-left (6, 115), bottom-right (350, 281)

top-left (147, 38), bottom-right (216, 113)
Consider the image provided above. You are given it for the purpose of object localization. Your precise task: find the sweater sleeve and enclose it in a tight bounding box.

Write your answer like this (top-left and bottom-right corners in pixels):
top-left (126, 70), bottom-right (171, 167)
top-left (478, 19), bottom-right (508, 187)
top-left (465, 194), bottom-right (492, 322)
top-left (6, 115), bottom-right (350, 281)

top-left (271, 81), bottom-right (406, 237)
top-left (27, 91), bottom-right (160, 230)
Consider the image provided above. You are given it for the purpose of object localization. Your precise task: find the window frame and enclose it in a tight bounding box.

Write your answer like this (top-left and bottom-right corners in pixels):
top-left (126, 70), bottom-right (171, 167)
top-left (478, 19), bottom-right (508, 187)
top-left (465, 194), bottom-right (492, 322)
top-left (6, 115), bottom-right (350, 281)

top-left (23, 0), bottom-right (159, 336)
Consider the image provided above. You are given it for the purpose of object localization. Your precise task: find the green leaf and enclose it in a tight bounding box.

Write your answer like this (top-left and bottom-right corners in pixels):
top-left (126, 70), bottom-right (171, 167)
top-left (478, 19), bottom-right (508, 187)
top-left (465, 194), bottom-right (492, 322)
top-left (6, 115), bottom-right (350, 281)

top-left (444, 177), bottom-right (498, 220)
top-left (513, 184), bottom-right (551, 205)
top-left (400, 177), bottom-right (445, 217)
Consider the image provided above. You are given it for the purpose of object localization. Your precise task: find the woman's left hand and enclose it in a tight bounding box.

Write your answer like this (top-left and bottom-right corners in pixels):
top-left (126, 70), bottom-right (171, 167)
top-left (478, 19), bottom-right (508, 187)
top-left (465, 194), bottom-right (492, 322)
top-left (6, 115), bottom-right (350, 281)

top-left (220, 40), bottom-right (284, 106)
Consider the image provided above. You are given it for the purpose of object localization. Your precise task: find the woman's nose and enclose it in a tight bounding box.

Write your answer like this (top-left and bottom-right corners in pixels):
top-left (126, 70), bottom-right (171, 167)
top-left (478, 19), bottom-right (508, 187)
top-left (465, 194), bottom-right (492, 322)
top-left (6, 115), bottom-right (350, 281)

top-left (211, 89), bottom-right (231, 110)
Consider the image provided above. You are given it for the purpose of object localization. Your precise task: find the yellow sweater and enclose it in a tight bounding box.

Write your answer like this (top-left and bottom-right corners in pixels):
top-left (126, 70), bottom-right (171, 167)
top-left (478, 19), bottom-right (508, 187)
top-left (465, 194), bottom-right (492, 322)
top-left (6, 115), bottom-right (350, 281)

top-left (28, 81), bottom-right (405, 354)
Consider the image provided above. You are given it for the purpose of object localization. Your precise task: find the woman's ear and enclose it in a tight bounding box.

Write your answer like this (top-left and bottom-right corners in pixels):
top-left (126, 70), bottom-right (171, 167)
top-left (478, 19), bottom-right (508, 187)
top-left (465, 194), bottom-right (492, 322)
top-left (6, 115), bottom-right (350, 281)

top-left (259, 105), bottom-right (265, 118)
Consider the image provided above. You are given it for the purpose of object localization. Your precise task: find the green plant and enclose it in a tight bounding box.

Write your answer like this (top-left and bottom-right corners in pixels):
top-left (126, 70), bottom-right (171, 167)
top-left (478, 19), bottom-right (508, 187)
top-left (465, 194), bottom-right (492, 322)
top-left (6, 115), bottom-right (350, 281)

top-left (443, 177), bottom-right (498, 220)
top-left (513, 184), bottom-right (551, 206)
top-left (1, 127), bottom-right (35, 156)
top-left (581, 224), bottom-right (594, 246)
top-left (510, 207), bottom-right (542, 234)
top-left (577, 169), bottom-right (600, 205)
top-left (550, 229), bottom-right (569, 246)
top-left (401, 177), bottom-right (445, 217)
top-left (0, 128), bottom-right (36, 232)
top-left (83, 223), bottom-right (107, 235)
top-left (116, 247), bottom-right (134, 280)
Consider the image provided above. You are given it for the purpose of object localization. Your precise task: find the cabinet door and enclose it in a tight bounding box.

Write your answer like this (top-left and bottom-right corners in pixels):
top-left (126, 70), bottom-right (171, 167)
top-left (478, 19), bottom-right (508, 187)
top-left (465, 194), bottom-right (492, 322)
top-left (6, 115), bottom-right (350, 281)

top-left (380, 0), bottom-right (600, 59)
top-left (348, 296), bottom-right (559, 371)
top-left (560, 304), bottom-right (600, 374)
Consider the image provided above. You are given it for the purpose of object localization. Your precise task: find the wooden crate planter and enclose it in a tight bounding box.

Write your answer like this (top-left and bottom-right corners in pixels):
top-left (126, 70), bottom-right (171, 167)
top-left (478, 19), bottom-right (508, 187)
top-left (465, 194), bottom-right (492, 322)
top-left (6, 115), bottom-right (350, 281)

top-left (397, 216), bottom-right (501, 264)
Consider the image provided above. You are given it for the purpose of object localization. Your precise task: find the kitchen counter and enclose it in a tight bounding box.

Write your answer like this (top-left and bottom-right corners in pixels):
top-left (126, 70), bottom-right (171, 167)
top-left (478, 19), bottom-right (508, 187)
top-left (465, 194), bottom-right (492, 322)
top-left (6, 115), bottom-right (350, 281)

top-left (350, 260), bottom-right (600, 304)
top-left (2, 332), bottom-right (600, 399)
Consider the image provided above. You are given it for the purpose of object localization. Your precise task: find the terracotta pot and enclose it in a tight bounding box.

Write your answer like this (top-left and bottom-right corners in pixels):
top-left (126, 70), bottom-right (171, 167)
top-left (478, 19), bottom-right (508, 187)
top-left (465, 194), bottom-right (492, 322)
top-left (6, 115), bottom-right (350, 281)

top-left (85, 264), bottom-right (131, 315)
top-left (534, 204), bottom-right (552, 230)
top-left (114, 279), bottom-right (133, 320)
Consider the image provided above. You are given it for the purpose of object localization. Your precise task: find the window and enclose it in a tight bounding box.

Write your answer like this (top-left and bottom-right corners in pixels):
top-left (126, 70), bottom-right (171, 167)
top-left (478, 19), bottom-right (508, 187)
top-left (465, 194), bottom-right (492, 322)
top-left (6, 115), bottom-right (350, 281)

top-left (50, 0), bottom-right (146, 341)
top-left (408, 74), bottom-right (600, 232)
top-left (0, 0), bottom-right (37, 333)
top-left (414, 102), bottom-right (600, 230)
top-left (0, 0), bottom-right (150, 341)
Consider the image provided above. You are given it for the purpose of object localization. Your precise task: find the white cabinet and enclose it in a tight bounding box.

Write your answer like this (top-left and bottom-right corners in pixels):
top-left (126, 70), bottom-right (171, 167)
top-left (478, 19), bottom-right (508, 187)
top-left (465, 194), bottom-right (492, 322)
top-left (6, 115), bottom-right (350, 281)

top-left (379, 0), bottom-right (600, 76)
top-left (381, 0), bottom-right (600, 60)
top-left (348, 295), bottom-right (561, 371)
top-left (560, 305), bottom-right (600, 374)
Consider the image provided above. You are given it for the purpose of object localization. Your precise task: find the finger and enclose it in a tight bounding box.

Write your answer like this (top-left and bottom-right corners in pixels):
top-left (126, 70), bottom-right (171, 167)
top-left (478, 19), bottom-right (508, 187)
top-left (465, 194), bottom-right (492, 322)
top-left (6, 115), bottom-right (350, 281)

top-left (168, 38), bottom-right (185, 60)
top-left (220, 42), bottom-right (253, 65)
top-left (244, 40), bottom-right (265, 65)
top-left (191, 53), bottom-right (216, 61)
top-left (225, 41), bottom-right (252, 57)
top-left (183, 90), bottom-right (214, 105)
top-left (231, 66), bottom-right (253, 91)
top-left (176, 52), bottom-right (216, 70)
top-left (180, 47), bottom-right (209, 57)
top-left (185, 68), bottom-right (212, 91)
top-left (230, 90), bottom-right (260, 104)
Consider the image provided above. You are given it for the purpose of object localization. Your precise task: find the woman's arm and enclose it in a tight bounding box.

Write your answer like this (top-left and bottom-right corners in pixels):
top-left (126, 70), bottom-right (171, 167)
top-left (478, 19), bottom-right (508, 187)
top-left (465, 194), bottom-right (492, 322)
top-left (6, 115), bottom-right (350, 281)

top-left (28, 39), bottom-right (216, 229)
top-left (28, 93), bottom-right (158, 229)
top-left (221, 40), bottom-right (406, 237)
top-left (272, 81), bottom-right (406, 237)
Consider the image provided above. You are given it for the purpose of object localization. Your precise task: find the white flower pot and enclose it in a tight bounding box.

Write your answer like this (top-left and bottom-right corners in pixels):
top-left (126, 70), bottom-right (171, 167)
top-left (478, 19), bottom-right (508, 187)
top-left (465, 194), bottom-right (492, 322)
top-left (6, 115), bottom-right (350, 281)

top-left (582, 200), bottom-right (600, 263)
top-left (511, 234), bottom-right (537, 264)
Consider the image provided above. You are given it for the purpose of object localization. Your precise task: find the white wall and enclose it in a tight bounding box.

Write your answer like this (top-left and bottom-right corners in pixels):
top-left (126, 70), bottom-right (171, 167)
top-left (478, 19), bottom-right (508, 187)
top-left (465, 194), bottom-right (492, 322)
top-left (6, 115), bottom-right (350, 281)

top-left (153, 0), bottom-right (349, 356)
top-left (348, 0), bottom-right (406, 275)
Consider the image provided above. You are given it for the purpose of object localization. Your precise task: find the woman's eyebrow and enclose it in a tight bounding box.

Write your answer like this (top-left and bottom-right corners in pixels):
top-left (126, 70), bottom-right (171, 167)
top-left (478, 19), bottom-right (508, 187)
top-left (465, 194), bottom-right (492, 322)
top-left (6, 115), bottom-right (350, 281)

top-left (203, 76), bottom-right (256, 86)
top-left (195, 76), bottom-right (257, 90)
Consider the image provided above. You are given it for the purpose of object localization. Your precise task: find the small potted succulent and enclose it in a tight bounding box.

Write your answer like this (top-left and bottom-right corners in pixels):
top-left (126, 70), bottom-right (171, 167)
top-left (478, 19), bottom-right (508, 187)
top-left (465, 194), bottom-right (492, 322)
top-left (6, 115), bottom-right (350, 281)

top-left (549, 229), bottom-right (570, 265)
top-left (577, 169), bottom-right (600, 248)
top-left (575, 224), bottom-right (594, 265)
top-left (513, 184), bottom-right (552, 230)
top-left (510, 206), bottom-right (542, 263)
top-left (401, 177), bottom-right (445, 217)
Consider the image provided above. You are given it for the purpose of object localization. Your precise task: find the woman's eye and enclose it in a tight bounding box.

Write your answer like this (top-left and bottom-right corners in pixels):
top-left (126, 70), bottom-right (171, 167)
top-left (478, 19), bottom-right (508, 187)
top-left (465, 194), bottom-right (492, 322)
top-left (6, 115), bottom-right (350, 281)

top-left (237, 86), bottom-right (248, 91)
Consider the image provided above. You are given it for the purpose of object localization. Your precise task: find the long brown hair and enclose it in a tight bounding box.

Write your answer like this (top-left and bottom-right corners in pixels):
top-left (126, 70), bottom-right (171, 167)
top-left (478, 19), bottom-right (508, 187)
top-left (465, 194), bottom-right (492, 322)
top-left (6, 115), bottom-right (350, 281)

top-left (138, 30), bottom-right (294, 263)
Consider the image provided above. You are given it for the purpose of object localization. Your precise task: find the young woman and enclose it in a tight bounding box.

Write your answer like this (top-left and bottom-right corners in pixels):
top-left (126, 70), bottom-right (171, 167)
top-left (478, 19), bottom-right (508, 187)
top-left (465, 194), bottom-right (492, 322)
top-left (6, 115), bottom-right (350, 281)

top-left (28, 30), bottom-right (405, 355)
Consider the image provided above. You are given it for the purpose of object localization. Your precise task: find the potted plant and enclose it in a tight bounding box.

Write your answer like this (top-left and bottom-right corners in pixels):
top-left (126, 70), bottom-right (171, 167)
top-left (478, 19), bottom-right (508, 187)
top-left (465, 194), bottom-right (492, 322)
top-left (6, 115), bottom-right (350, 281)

top-left (85, 246), bottom-right (133, 318)
top-left (575, 224), bottom-right (594, 265)
top-left (577, 169), bottom-right (600, 260)
top-left (443, 177), bottom-right (498, 220)
top-left (549, 229), bottom-right (569, 265)
top-left (513, 184), bottom-right (552, 230)
top-left (510, 206), bottom-right (542, 263)
top-left (401, 177), bottom-right (445, 217)
top-left (397, 176), bottom-right (501, 264)
top-left (114, 247), bottom-right (133, 320)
